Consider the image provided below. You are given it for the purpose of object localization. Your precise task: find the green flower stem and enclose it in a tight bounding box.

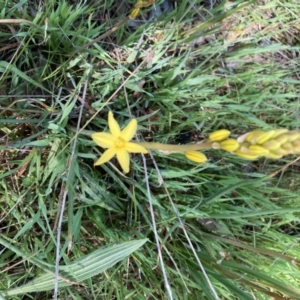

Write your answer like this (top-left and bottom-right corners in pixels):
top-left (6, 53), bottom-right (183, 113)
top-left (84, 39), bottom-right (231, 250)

top-left (134, 141), bottom-right (214, 152)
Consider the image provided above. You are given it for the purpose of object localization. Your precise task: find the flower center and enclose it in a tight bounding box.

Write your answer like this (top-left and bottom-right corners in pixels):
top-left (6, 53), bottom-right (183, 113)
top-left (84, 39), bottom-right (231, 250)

top-left (115, 137), bottom-right (126, 148)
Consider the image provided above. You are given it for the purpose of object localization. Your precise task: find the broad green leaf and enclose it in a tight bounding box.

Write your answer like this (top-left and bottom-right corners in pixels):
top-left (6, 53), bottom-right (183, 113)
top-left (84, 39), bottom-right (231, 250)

top-left (3, 239), bottom-right (147, 296)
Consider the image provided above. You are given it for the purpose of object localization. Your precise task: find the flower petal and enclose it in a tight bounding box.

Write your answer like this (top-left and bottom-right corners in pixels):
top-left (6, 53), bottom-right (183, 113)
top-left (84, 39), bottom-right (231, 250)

top-left (94, 148), bottom-right (116, 166)
top-left (108, 111), bottom-right (121, 138)
top-left (116, 149), bottom-right (130, 173)
top-left (121, 119), bottom-right (137, 141)
top-left (125, 142), bottom-right (148, 153)
top-left (92, 132), bottom-right (115, 148)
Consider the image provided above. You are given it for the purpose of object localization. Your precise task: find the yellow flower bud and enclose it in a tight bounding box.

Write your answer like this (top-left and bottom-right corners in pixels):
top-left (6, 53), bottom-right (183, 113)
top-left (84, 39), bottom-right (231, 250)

top-left (275, 135), bottom-right (288, 145)
top-left (292, 141), bottom-right (300, 148)
top-left (248, 145), bottom-right (269, 156)
top-left (292, 141), bottom-right (300, 154)
top-left (252, 130), bottom-right (275, 145)
top-left (185, 151), bottom-right (207, 163)
top-left (265, 152), bottom-right (283, 159)
top-left (262, 140), bottom-right (281, 151)
top-left (292, 145), bottom-right (300, 154)
top-left (245, 131), bottom-right (257, 143)
top-left (209, 129), bottom-right (231, 142)
top-left (287, 131), bottom-right (300, 142)
top-left (272, 129), bottom-right (288, 139)
top-left (220, 139), bottom-right (240, 152)
top-left (281, 143), bottom-right (293, 152)
top-left (129, 8), bottom-right (140, 19)
top-left (234, 149), bottom-right (259, 160)
top-left (272, 148), bottom-right (288, 156)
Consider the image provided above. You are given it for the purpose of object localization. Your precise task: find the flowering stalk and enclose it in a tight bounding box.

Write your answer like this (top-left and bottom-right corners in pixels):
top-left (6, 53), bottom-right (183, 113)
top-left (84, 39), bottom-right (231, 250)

top-left (132, 130), bottom-right (232, 153)
top-left (132, 141), bottom-right (215, 152)
top-left (85, 112), bottom-right (300, 172)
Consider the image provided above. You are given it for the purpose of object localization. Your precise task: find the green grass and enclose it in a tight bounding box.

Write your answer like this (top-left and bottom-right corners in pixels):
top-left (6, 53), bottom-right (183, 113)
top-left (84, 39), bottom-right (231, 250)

top-left (1, 0), bottom-right (300, 299)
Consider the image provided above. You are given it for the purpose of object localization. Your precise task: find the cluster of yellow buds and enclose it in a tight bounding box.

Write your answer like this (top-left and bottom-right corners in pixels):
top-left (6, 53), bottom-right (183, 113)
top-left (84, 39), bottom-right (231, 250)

top-left (210, 129), bottom-right (300, 160)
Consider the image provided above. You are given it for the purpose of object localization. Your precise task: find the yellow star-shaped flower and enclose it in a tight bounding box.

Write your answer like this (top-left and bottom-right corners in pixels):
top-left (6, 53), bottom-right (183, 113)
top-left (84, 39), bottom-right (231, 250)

top-left (92, 112), bottom-right (148, 173)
